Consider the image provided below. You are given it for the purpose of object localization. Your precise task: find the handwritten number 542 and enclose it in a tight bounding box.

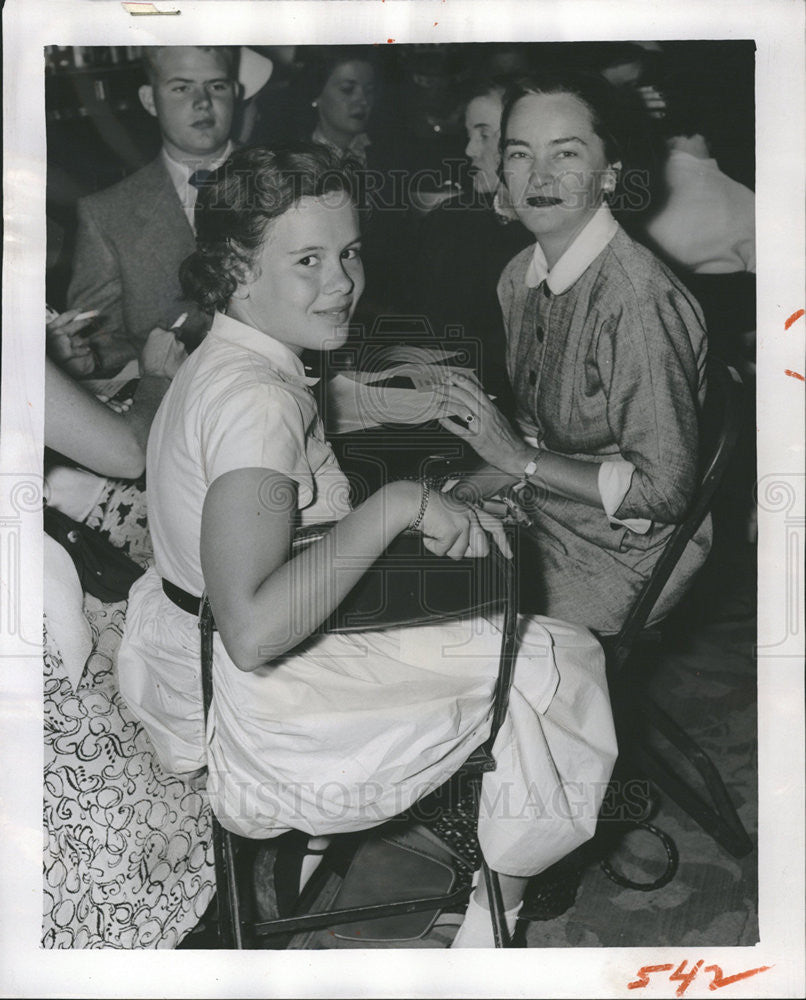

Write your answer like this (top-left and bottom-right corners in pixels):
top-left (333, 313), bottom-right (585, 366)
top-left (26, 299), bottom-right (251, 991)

top-left (628, 959), bottom-right (772, 996)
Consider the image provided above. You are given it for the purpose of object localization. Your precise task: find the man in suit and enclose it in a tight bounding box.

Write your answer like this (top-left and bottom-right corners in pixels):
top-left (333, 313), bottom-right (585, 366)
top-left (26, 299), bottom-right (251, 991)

top-left (66, 46), bottom-right (239, 375)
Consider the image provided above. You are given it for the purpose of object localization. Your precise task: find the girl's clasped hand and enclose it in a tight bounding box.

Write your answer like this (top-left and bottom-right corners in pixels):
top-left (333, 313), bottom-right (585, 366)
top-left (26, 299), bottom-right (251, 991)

top-left (414, 483), bottom-right (513, 561)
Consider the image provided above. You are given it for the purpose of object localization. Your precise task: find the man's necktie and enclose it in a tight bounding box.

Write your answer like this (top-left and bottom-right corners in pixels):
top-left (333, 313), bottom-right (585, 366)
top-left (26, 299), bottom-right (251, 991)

top-left (188, 169), bottom-right (214, 190)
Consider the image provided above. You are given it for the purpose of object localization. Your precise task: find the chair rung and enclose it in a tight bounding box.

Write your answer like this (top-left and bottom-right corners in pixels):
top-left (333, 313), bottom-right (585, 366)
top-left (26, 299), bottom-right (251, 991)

top-left (251, 884), bottom-right (471, 938)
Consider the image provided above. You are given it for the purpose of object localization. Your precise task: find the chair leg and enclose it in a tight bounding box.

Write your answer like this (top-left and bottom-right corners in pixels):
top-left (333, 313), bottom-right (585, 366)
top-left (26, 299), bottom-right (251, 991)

top-left (481, 861), bottom-right (510, 948)
top-left (627, 694), bottom-right (753, 858)
top-left (212, 815), bottom-right (245, 949)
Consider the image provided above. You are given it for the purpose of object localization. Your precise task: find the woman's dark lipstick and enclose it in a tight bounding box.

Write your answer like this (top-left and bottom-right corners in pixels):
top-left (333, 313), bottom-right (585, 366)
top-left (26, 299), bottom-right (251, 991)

top-left (527, 195), bottom-right (563, 207)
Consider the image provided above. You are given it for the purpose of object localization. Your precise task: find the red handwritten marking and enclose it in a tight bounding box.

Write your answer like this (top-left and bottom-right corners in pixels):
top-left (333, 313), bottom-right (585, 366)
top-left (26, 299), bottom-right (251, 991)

top-left (785, 369), bottom-right (805, 381)
top-left (628, 964), bottom-right (674, 989)
top-left (704, 964), bottom-right (772, 990)
top-left (387, 38), bottom-right (395, 43)
top-left (670, 959), bottom-right (704, 997)
top-left (784, 308), bottom-right (804, 329)
top-left (629, 961), bottom-right (772, 993)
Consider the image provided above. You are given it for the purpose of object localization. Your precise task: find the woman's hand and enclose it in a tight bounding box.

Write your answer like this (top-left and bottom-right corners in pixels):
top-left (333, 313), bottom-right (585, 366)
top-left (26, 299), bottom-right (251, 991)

top-left (46, 309), bottom-right (99, 377)
top-left (140, 326), bottom-right (188, 380)
top-left (433, 371), bottom-right (534, 477)
top-left (416, 485), bottom-right (512, 560)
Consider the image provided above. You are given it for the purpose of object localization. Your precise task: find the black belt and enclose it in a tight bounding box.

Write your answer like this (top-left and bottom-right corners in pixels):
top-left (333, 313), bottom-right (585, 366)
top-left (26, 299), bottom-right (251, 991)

top-left (162, 578), bottom-right (202, 616)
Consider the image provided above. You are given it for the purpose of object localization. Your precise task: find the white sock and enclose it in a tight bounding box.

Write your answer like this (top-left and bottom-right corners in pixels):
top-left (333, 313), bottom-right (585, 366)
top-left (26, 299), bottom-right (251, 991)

top-left (450, 888), bottom-right (523, 948)
top-left (299, 835), bottom-right (331, 892)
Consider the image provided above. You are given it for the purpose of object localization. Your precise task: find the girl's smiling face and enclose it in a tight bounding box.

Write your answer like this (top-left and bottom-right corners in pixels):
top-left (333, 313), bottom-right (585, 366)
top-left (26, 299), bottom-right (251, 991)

top-left (231, 192), bottom-right (364, 354)
top-left (502, 91), bottom-right (620, 263)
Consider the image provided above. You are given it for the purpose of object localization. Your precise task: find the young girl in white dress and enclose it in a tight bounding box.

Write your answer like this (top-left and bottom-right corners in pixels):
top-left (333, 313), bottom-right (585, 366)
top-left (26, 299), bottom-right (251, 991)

top-left (117, 144), bottom-right (617, 947)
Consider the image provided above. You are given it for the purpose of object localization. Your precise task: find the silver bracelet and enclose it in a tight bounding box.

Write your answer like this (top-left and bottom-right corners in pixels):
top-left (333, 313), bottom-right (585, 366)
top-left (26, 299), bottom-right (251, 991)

top-left (408, 479), bottom-right (431, 532)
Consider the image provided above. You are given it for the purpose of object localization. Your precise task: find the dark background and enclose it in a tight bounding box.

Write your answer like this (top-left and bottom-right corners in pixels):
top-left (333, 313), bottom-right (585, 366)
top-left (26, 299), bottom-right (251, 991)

top-left (45, 40), bottom-right (756, 309)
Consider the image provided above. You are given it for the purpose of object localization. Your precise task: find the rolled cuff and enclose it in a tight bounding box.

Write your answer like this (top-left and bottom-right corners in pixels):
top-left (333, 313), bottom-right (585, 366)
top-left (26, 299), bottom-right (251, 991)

top-left (598, 460), bottom-right (652, 535)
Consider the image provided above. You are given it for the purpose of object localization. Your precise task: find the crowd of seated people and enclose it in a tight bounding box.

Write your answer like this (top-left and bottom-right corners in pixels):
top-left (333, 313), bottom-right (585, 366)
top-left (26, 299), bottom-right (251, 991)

top-left (42, 40), bottom-right (755, 950)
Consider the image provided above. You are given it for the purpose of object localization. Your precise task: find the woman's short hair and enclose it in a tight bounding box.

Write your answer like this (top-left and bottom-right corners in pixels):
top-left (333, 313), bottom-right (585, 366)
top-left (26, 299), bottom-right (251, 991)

top-left (304, 45), bottom-right (380, 102)
top-left (180, 143), bottom-right (356, 313)
top-left (499, 69), bottom-right (626, 166)
top-left (461, 76), bottom-right (509, 110)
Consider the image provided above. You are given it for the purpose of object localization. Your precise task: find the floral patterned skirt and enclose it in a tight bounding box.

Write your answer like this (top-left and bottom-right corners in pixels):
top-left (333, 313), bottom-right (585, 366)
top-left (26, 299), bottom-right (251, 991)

top-left (43, 479), bottom-right (215, 948)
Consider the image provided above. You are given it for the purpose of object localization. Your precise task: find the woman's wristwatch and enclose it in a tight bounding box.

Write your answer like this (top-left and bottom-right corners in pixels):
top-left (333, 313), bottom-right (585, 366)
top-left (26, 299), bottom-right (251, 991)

top-left (499, 450), bottom-right (542, 526)
top-left (511, 450), bottom-right (542, 496)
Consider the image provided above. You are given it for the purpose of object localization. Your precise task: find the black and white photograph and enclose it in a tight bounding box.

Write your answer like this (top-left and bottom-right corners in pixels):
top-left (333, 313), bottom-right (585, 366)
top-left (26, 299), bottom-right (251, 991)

top-left (1, 1), bottom-right (804, 997)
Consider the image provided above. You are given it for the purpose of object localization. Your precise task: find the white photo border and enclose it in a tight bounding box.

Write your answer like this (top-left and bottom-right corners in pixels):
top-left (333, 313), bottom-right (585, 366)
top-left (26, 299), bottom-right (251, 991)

top-left (1, 1), bottom-right (804, 997)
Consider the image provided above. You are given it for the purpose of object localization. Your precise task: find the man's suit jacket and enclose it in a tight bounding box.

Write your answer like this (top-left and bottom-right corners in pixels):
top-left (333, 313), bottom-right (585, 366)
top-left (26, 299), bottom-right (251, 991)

top-left (67, 155), bottom-right (206, 372)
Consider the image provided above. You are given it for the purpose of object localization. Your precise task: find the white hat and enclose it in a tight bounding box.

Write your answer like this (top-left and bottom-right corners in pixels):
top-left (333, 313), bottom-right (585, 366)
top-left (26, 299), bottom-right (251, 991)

top-left (239, 46), bottom-right (273, 100)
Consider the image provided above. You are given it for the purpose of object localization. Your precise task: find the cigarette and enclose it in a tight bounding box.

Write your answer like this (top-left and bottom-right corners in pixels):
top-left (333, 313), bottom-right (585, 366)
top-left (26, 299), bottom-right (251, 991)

top-left (74, 310), bottom-right (99, 323)
top-left (171, 312), bottom-right (188, 330)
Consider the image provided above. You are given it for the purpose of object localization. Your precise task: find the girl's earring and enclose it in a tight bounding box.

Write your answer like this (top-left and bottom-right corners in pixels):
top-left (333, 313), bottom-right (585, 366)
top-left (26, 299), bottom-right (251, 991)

top-left (311, 100), bottom-right (318, 109)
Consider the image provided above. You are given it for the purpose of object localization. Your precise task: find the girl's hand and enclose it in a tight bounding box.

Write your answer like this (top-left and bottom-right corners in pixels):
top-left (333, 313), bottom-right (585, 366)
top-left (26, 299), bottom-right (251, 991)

top-left (432, 371), bottom-right (534, 476)
top-left (46, 309), bottom-right (99, 377)
top-left (140, 326), bottom-right (188, 380)
top-left (416, 486), bottom-right (512, 560)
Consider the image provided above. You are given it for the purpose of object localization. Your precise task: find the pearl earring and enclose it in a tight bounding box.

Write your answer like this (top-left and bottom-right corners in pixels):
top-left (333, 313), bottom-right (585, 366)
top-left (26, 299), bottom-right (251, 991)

top-left (311, 100), bottom-right (318, 109)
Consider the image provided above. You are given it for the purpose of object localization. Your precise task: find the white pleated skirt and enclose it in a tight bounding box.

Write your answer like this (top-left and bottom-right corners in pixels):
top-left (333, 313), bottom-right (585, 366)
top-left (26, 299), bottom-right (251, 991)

top-left (119, 567), bottom-right (617, 877)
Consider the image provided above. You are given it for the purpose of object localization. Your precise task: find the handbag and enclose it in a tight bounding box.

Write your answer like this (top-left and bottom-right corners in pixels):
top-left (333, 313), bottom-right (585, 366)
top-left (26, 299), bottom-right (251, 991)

top-left (292, 522), bottom-right (511, 632)
top-left (329, 826), bottom-right (458, 943)
top-left (43, 505), bottom-right (145, 603)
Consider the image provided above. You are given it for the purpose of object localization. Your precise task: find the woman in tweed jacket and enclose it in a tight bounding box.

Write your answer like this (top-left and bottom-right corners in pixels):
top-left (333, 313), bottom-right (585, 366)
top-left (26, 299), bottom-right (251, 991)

top-left (436, 72), bottom-right (711, 634)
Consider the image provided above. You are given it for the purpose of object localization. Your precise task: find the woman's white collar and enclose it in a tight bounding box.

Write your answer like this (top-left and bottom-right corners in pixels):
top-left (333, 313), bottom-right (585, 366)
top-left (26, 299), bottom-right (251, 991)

top-left (525, 206), bottom-right (618, 293)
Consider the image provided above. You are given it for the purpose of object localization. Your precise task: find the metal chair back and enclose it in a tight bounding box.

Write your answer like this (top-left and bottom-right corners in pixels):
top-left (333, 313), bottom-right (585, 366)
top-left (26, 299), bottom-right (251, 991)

top-left (607, 356), bottom-right (744, 677)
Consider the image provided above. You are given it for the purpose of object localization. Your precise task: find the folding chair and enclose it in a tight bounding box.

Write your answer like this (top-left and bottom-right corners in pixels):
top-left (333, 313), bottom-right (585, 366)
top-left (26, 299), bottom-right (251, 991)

top-left (602, 356), bottom-right (753, 859)
top-left (199, 526), bottom-right (521, 949)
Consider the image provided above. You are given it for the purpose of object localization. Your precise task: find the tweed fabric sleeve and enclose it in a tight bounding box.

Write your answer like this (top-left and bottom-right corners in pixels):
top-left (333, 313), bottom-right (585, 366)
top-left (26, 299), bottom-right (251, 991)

top-left (594, 262), bottom-right (706, 524)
